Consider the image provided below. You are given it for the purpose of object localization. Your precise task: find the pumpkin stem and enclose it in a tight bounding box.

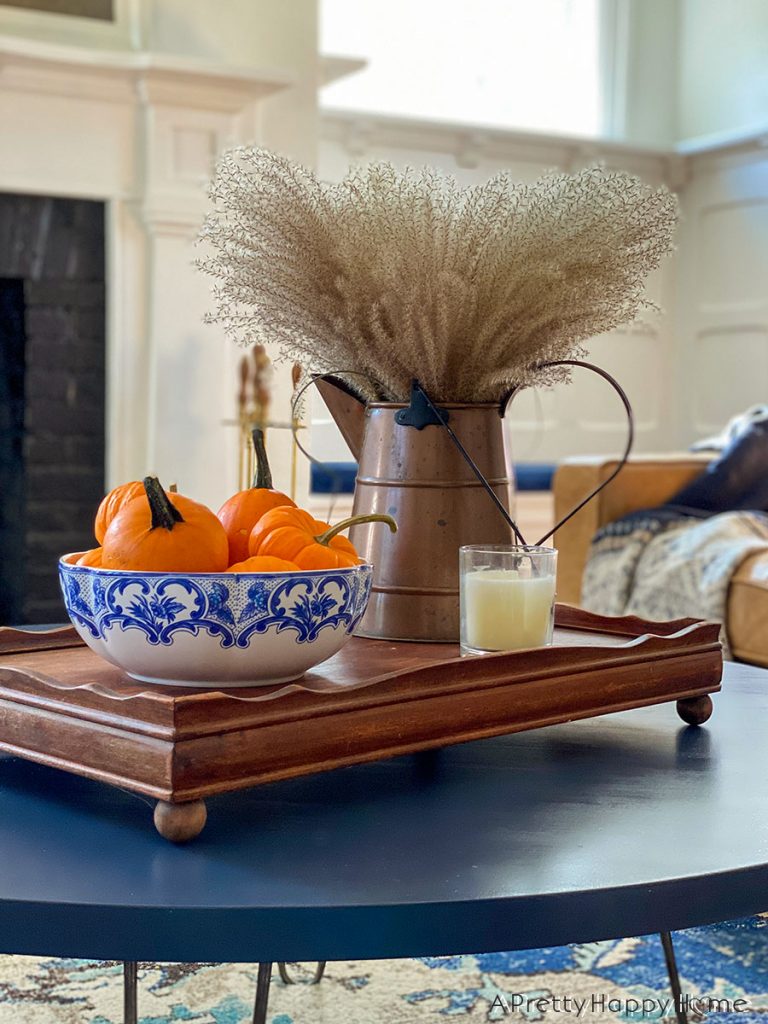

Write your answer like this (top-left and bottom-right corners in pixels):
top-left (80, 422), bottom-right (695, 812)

top-left (143, 476), bottom-right (184, 531)
top-left (315, 513), bottom-right (397, 547)
top-left (251, 428), bottom-right (273, 490)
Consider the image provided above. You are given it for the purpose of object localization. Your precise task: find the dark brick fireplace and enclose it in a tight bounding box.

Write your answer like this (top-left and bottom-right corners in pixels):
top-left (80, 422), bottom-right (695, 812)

top-left (0, 193), bottom-right (106, 624)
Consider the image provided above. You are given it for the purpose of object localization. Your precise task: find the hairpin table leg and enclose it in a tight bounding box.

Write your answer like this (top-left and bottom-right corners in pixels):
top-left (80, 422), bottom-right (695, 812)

top-left (253, 962), bottom-right (273, 1024)
top-left (123, 961), bottom-right (138, 1024)
top-left (277, 961), bottom-right (327, 984)
top-left (676, 695), bottom-right (713, 726)
top-left (660, 931), bottom-right (688, 1024)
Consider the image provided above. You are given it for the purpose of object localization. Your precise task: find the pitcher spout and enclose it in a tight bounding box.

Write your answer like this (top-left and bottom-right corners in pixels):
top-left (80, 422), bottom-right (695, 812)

top-left (315, 376), bottom-right (367, 460)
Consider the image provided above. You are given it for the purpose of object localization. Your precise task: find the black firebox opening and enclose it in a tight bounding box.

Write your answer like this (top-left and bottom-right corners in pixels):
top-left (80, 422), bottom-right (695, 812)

top-left (0, 194), bottom-right (106, 625)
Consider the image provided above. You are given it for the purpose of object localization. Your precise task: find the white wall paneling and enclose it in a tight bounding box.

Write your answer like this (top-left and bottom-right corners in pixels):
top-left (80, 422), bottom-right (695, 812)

top-left (676, 137), bottom-right (768, 442)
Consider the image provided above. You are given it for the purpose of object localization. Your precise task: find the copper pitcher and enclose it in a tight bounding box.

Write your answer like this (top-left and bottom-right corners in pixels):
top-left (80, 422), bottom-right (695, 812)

top-left (316, 380), bottom-right (514, 642)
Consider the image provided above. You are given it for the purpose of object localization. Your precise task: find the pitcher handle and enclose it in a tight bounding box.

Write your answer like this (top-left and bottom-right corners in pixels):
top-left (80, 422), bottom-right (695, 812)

top-left (500, 359), bottom-right (635, 546)
top-left (290, 369), bottom-right (383, 508)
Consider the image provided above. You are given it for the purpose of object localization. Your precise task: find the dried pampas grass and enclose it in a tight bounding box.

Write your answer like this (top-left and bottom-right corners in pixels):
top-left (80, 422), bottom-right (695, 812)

top-left (200, 148), bottom-right (678, 403)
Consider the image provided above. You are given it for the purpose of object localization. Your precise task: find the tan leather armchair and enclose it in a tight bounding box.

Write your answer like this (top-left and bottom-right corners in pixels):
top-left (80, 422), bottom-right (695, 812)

top-left (553, 454), bottom-right (768, 667)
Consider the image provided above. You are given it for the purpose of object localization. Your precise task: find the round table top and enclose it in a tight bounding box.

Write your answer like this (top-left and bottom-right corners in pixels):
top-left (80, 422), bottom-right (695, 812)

top-left (0, 660), bottom-right (767, 964)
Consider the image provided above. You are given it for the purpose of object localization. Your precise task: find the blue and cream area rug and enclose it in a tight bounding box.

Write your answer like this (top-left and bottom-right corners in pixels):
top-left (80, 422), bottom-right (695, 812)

top-left (1, 916), bottom-right (766, 1022)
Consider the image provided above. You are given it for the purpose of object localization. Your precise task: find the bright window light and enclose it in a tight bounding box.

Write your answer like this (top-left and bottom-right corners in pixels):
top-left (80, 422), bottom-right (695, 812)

top-left (321, 0), bottom-right (602, 136)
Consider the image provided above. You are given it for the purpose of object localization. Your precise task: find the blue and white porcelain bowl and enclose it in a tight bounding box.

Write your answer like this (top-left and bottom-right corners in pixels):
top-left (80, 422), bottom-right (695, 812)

top-left (58, 556), bottom-right (373, 688)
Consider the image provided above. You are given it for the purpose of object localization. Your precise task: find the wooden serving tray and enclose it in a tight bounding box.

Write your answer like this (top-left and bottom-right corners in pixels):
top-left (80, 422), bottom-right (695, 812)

top-left (0, 606), bottom-right (722, 842)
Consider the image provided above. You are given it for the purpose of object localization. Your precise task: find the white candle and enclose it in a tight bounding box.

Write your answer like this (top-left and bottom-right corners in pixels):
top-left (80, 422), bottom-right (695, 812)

top-left (462, 568), bottom-right (556, 651)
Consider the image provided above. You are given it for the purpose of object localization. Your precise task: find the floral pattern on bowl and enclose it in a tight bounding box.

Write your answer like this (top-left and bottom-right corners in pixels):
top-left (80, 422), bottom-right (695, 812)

top-left (59, 558), bottom-right (372, 688)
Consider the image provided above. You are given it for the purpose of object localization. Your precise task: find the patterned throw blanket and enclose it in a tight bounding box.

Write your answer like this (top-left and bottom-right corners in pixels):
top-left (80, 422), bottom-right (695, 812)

top-left (582, 509), bottom-right (768, 656)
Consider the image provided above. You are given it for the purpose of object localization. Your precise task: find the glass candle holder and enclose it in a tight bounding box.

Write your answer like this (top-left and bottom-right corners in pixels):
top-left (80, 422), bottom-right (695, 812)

top-left (459, 545), bottom-right (557, 655)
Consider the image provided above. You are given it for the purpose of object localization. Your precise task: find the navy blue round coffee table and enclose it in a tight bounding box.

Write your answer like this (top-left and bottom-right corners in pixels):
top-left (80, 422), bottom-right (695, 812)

top-left (1, 660), bottom-right (767, 1022)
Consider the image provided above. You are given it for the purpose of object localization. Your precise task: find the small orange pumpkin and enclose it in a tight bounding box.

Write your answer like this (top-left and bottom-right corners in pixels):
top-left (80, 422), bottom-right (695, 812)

top-left (226, 555), bottom-right (299, 573)
top-left (76, 547), bottom-right (103, 567)
top-left (102, 477), bottom-right (229, 573)
top-left (248, 508), bottom-right (396, 570)
top-left (94, 480), bottom-right (145, 543)
top-left (217, 429), bottom-right (296, 564)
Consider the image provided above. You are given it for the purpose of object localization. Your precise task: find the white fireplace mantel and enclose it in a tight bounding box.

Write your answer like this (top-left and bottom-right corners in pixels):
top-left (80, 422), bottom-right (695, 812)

top-left (0, 34), bottom-right (296, 93)
top-left (0, 31), bottom-right (305, 508)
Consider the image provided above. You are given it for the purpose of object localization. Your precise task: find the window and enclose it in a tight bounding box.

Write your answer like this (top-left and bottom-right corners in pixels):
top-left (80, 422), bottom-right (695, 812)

top-left (321, 0), bottom-right (602, 136)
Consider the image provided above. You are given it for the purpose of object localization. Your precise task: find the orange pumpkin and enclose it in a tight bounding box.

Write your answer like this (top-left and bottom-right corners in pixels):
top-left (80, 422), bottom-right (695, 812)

top-left (94, 480), bottom-right (145, 543)
top-left (217, 429), bottom-right (296, 564)
top-left (102, 477), bottom-right (229, 573)
top-left (248, 508), bottom-right (396, 570)
top-left (76, 547), bottom-right (103, 567)
top-left (226, 555), bottom-right (299, 573)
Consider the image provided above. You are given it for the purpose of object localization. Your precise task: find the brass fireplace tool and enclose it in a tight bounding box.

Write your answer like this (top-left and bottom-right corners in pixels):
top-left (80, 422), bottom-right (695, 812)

top-left (230, 346), bottom-right (303, 500)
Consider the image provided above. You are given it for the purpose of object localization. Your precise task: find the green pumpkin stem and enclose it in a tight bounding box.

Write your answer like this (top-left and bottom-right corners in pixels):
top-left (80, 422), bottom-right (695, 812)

top-left (315, 513), bottom-right (397, 547)
top-left (251, 428), bottom-right (273, 490)
top-left (143, 476), bottom-right (184, 531)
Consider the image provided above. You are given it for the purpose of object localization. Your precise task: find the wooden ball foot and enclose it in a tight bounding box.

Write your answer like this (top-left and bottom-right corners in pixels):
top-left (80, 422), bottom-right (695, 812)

top-left (676, 695), bottom-right (713, 726)
top-left (154, 799), bottom-right (207, 842)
